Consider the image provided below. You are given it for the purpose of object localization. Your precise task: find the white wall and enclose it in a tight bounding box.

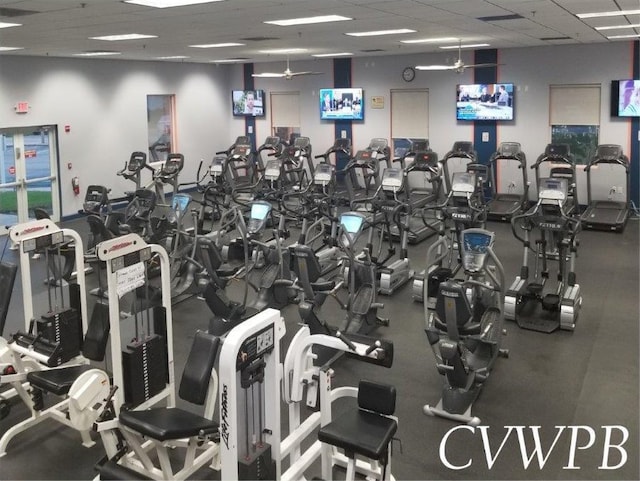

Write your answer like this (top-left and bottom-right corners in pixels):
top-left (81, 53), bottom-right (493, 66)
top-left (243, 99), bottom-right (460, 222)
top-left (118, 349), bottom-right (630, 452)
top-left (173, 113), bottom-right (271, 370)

top-left (0, 55), bottom-right (231, 216)
top-left (1, 41), bottom-right (634, 218)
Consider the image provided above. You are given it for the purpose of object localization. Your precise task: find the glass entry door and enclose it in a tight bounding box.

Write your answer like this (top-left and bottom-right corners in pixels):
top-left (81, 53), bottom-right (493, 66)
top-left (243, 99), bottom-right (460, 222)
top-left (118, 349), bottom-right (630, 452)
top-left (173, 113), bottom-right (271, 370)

top-left (0, 126), bottom-right (60, 235)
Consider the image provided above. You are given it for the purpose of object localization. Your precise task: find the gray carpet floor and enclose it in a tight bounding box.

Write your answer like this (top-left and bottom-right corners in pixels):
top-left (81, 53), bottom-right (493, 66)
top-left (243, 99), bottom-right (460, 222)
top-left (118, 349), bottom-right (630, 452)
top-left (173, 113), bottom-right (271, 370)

top-left (0, 215), bottom-right (638, 480)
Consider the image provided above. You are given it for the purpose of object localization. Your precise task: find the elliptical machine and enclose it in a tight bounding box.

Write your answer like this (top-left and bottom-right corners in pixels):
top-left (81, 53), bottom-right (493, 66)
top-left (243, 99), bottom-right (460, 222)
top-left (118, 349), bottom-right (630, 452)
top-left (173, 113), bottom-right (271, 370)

top-left (505, 177), bottom-right (582, 332)
top-left (423, 228), bottom-right (508, 425)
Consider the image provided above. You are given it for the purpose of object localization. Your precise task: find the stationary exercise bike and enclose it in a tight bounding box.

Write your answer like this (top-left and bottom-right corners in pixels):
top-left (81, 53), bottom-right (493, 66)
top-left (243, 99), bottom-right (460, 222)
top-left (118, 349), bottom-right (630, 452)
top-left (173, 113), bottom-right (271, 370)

top-left (505, 177), bottom-right (582, 332)
top-left (423, 228), bottom-right (508, 425)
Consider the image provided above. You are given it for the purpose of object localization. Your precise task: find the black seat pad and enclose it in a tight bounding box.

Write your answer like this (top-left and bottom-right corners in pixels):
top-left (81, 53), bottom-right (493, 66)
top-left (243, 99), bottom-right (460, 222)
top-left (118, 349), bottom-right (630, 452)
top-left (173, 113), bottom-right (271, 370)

top-left (119, 407), bottom-right (219, 442)
top-left (27, 364), bottom-right (95, 396)
top-left (318, 409), bottom-right (397, 460)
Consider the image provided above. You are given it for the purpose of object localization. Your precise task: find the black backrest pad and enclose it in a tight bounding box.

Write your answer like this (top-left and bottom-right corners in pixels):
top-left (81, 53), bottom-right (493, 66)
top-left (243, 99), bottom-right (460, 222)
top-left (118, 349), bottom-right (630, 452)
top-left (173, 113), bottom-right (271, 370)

top-left (358, 379), bottom-right (396, 415)
top-left (179, 331), bottom-right (220, 405)
top-left (83, 302), bottom-right (110, 361)
top-left (0, 262), bottom-right (18, 337)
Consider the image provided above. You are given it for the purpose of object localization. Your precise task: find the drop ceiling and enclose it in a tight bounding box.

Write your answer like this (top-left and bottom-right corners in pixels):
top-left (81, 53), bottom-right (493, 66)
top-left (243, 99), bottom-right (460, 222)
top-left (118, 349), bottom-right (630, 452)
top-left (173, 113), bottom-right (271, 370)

top-left (0, 0), bottom-right (638, 64)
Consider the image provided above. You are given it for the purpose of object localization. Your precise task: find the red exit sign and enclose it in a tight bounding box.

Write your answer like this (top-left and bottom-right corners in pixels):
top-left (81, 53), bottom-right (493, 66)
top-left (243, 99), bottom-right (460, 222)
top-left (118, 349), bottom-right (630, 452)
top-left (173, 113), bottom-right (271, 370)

top-left (15, 101), bottom-right (29, 114)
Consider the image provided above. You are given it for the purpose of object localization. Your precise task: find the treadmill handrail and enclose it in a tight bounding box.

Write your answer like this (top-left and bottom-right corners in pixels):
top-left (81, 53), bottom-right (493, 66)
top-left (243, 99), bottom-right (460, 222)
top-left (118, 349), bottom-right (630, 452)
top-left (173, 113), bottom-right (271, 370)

top-left (584, 156), bottom-right (629, 172)
top-left (531, 154), bottom-right (575, 169)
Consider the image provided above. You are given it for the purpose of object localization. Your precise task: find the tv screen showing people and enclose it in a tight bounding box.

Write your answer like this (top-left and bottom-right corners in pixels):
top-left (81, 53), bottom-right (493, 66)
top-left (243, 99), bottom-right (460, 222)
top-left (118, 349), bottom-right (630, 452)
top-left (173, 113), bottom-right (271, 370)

top-left (320, 88), bottom-right (364, 121)
top-left (617, 79), bottom-right (640, 117)
top-left (232, 90), bottom-right (265, 117)
top-left (456, 83), bottom-right (514, 121)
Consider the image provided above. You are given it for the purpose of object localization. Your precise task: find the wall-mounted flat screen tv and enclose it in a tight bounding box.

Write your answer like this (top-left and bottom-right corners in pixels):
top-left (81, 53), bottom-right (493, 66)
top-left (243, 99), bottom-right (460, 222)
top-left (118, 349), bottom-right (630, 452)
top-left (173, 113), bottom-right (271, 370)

top-left (456, 83), bottom-right (514, 121)
top-left (232, 89), bottom-right (265, 117)
top-left (320, 88), bottom-right (364, 121)
top-left (611, 79), bottom-right (640, 117)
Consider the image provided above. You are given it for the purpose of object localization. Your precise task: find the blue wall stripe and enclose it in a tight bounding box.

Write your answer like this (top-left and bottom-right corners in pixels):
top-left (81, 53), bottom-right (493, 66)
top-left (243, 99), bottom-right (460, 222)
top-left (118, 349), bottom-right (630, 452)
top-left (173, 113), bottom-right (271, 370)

top-left (473, 49), bottom-right (498, 167)
top-left (243, 63), bottom-right (257, 151)
top-left (631, 40), bottom-right (639, 206)
top-left (333, 57), bottom-right (352, 175)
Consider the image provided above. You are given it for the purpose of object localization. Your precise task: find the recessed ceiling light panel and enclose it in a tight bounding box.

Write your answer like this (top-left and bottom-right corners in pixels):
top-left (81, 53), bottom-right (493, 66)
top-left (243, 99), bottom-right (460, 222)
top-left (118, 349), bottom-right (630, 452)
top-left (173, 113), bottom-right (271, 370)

top-left (265, 15), bottom-right (352, 27)
top-left (440, 43), bottom-right (490, 49)
top-left (401, 37), bottom-right (458, 44)
top-left (312, 52), bottom-right (353, 57)
top-left (90, 33), bottom-right (157, 41)
top-left (124, 0), bottom-right (224, 8)
top-left (0, 46), bottom-right (24, 51)
top-left (346, 28), bottom-right (416, 37)
top-left (156, 55), bottom-right (190, 59)
top-left (73, 51), bottom-right (122, 56)
top-left (189, 42), bottom-right (244, 48)
top-left (0, 22), bottom-right (22, 29)
top-left (576, 9), bottom-right (640, 19)
top-left (595, 23), bottom-right (640, 31)
top-left (258, 48), bottom-right (308, 54)
top-left (607, 33), bottom-right (640, 39)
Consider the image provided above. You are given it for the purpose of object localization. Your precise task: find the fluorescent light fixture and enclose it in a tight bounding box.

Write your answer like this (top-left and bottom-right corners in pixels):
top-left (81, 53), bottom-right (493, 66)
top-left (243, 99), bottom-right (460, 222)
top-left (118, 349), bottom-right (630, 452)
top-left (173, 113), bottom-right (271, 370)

top-left (595, 23), bottom-right (640, 30)
top-left (265, 15), bottom-right (352, 27)
top-left (400, 37), bottom-right (458, 44)
top-left (189, 42), bottom-right (244, 48)
top-left (0, 46), bottom-right (24, 51)
top-left (258, 48), bottom-right (307, 54)
top-left (440, 43), bottom-right (490, 49)
top-left (0, 22), bottom-right (22, 29)
top-left (346, 28), bottom-right (416, 37)
top-left (606, 33), bottom-right (640, 39)
top-left (73, 51), bottom-right (122, 56)
top-left (156, 55), bottom-right (190, 59)
top-left (90, 33), bottom-right (157, 41)
top-left (415, 65), bottom-right (453, 71)
top-left (312, 52), bottom-right (353, 57)
top-left (124, 0), bottom-right (224, 8)
top-left (251, 72), bottom-right (285, 77)
top-left (211, 58), bottom-right (247, 63)
top-left (576, 9), bottom-right (640, 19)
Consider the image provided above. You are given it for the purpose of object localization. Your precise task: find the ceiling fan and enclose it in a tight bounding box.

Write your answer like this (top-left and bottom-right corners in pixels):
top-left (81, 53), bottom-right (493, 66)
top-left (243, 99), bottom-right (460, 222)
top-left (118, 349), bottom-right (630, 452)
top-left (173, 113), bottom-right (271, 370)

top-left (415, 40), bottom-right (500, 74)
top-left (252, 57), bottom-right (324, 80)
top-left (251, 57), bottom-right (324, 80)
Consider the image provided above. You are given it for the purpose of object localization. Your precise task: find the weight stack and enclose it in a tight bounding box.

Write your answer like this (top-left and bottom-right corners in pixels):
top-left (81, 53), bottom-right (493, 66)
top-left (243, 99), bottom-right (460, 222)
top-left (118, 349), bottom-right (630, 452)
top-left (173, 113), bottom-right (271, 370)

top-left (122, 335), bottom-right (167, 407)
top-left (37, 308), bottom-right (82, 366)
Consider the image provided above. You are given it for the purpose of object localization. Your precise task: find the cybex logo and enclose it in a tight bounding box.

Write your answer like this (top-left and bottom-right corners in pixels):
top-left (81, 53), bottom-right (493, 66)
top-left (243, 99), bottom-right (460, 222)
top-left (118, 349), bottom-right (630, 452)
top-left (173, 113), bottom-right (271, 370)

top-left (108, 241), bottom-right (133, 252)
top-left (441, 290), bottom-right (459, 298)
top-left (440, 425), bottom-right (629, 470)
top-left (20, 225), bottom-right (46, 235)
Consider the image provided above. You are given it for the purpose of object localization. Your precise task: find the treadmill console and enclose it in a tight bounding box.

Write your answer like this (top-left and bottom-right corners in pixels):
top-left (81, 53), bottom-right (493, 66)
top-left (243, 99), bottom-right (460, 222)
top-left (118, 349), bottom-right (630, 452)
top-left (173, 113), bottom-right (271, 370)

top-left (248, 201), bottom-right (272, 235)
top-left (209, 157), bottom-right (225, 176)
top-left (545, 143), bottom-right (570, 157)
top-left (461, 229), bottom-right (494, 273)
top-left (334, 138), bottom-right (351, 150)
top-left (231, 144), bottom-right (251, 158)
top-left (355, 149), bottom-right (375, 164)
top-left (381, 168), bottom-right (403, 191)
top-left (538, 177), bottom-right (568, 202)
top-left (410, 139), bottom-right (429, 152)
top-left (264, 136), bottom-right (281, 148)
top-left (498, 142), bottom-right (521, 157)
top-left (595, 144), bottom-right (623, 161)
top-left (313, 163), bottom-right (334, 185)
top-left (451, 172), bottom-right (476, 195)
top-left (452, 141), bottom-right (473, 154)
top-left (264, 159), bottom-right (282, 181)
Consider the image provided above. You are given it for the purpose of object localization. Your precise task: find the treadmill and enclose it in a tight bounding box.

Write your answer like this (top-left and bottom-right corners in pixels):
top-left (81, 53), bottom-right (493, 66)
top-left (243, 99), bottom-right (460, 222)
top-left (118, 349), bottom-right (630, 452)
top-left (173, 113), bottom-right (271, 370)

top-left (531, 143), bottom-right (579, 217)
top-left (441, 141), bottom-right (478, 194)
top-left (487, 142), bottom-right (529, 221)
top-left (581, 144), bottom-right (630, 232)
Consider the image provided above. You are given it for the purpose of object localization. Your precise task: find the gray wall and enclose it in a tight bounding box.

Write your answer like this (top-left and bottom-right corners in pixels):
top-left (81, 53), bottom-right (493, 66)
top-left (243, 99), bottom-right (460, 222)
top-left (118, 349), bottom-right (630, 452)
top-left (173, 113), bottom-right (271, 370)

top-left (0, 41), bottom-right (634, 217)
top-left (0, 55), bottom-right (230, 216)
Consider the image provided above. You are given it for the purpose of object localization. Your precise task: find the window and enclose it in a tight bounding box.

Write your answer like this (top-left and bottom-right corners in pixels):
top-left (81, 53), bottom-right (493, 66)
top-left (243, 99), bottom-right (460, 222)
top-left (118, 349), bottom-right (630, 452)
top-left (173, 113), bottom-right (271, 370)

top-left (147, 94), bottom-right (176, 163)
top-left (390, 89), bottom-right (429, 157)
top-left (270, 92), bottom-right (300, 143)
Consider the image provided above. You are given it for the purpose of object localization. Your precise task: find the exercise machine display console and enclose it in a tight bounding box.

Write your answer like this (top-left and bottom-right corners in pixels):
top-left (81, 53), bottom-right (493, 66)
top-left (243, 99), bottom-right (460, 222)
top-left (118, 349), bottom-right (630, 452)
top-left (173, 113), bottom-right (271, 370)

top-left (461, 229), bottom-right (494, 273)
top-left (538, 178), bottom-right (567, 202)
top-left (248, 201), bottom-right (272, 234)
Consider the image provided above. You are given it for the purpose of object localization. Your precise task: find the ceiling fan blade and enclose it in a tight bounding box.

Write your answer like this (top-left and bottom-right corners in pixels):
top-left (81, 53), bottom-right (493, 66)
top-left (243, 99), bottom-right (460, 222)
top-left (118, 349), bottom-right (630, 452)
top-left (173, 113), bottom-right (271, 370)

top-left (464, 62), bottom-right (503, 69)
top-left (415, 65), bottom-right (456, 71)
top-left (289, 71), bottom-right (324, 77)
top-left (252, 72), bottom-right (286, 78)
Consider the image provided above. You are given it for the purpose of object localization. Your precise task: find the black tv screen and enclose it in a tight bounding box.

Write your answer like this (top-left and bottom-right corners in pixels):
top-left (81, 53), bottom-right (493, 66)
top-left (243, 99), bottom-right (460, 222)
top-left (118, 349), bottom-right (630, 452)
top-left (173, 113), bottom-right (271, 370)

top-left (320, 88), bottom-right (364, 120)
top-left (612, 79), bottom-right (640, 117)
top-left (232, 89), bottom-right (265, 117)
top-left (456, 83), bottom-right (514, 121)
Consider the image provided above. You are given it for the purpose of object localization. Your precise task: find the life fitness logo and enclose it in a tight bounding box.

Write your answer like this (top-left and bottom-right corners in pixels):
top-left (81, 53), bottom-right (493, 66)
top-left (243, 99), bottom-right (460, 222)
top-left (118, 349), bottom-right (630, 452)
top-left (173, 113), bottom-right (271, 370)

top-left (107, 241), bottom-right (133, 253)
top-left (439, 425), bottom-right (630, 471)
top-left (19, 225), bottom-right (46, 236)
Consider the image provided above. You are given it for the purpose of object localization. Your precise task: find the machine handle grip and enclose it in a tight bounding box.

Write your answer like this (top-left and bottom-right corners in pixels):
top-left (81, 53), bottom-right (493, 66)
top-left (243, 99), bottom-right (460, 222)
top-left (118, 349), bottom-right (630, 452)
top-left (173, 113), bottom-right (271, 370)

top-left (336, 331), bottom-right (357, 351)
